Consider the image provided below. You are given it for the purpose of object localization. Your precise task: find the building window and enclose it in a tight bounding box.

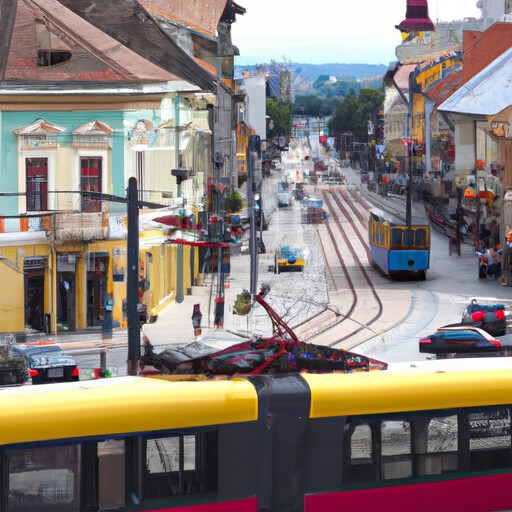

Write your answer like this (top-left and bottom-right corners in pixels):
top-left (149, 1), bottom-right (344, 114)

top-left (81, 157), bottom-right (102, 212)
top-left (37, 50), bottom-right (72, 67)
top-left (26, 157), bottom-right (48, 211)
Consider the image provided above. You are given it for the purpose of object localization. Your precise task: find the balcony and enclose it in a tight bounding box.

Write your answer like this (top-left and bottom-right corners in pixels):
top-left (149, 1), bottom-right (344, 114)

top-left (18, 135), bottom-right (58, 150)
top-left (72, 134), bottom-right (112, 149)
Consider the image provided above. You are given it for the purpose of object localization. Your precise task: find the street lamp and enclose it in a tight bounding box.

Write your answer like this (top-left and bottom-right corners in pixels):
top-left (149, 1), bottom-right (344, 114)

top-left (247, 134), bottom-right (261, 296)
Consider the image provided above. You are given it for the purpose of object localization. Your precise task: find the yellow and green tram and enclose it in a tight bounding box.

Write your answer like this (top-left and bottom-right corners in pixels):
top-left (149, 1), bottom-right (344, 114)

top-left (368, 209), bottom-right (430, 279)
top-left (2, 366), bottom-right (512, 512)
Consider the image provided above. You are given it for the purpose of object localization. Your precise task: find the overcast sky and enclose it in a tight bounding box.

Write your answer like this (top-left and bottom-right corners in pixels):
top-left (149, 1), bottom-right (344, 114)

top-left (231, 0), bottom-right (482, 65)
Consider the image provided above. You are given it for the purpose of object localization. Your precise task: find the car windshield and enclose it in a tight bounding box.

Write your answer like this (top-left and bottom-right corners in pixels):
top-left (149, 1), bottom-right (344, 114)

top-left (11, 344), bottom-right (62, 356)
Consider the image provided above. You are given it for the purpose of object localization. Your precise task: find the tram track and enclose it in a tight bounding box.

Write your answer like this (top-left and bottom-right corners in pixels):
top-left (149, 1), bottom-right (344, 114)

top-left (320, 192), bottom-right (358, 326)
top-left (325, 188), bottom-right (384, 344)
top-left (296, 187), bottom-right (386, 347)
top-left (293, 174), bottom-right (473, 356)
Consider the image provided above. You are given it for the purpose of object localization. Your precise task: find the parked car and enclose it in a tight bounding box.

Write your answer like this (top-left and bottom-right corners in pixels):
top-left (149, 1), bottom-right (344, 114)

top-left (460, 298), bottom-right (507, 337)
top-left (10, 342), bottom-right (79, 384)
top-left (277, 182), bottom-right (292, 207)
top-left (0, 338), bottom-right (30, 385)
top-left (274, 245), bottom-right (305, 273)
top-left (419, 326), bottom-right (502, 357)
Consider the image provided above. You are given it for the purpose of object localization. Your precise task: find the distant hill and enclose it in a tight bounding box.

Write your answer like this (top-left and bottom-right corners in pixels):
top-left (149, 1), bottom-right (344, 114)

top-left (235, 62), bottom-right (387, 98)
top-left (291, 63), bottom-right (388, 81)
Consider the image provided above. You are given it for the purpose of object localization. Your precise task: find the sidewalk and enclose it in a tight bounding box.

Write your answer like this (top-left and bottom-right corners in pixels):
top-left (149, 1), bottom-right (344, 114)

top-left (47, 278), bottom-right (255, 352)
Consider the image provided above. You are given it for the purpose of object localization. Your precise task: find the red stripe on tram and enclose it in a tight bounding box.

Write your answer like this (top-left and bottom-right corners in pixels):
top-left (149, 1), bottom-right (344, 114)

top-left (145, 496), bottom-right (258, 512)
top-left (305, 473), bottom-right (512, 512)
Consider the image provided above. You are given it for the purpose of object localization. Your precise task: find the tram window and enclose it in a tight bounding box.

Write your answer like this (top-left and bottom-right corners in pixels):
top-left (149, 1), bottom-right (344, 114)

top-left (343, 421), bottom-right (375, 484)
top-left (350, 423), bottom-right (372, 462)
top-left (428, 415), bottom-right (458, 453)
top-left (376, 225), bottom-right (387, 246)
top-left (417, 415), bottom-right (458, 476)
top-left (469, 408), bottom-right (512, 471)
top-left (371, 225), bottom-right (378, 244)
top-left (5, 444), bottom-right (81, 512)
top-left (415, 228), bottom-right (427, 247)
top-left (143, 434), bottom-right (208, 500)
top-left (404, 229), bottom-right (413, 246)
top-left (381, 420), bottom-right (412, 480)
top-left (98, 439), bottom-right (125, 510)
top-left (391, 228), bottom-right (403, 247)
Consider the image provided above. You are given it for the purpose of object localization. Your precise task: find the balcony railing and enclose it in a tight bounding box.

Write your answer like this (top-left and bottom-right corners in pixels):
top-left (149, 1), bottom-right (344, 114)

top-left (19, 135), bottom-right (58, 150)
top-left (54, 211), bottom-right (107, 241)
top-left (72, 135), bottom-right (112, 148)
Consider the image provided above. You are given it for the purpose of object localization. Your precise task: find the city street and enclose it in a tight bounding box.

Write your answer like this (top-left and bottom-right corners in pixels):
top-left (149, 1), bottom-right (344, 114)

top-left (73, 148), bottom-right (512, 375)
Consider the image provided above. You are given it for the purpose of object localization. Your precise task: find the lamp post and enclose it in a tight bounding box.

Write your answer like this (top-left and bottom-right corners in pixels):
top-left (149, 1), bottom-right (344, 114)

top-left (248, 134), bottom-right (261, 296)
top-left (405, 70), bottom-right (415, 231)
top-left (126, 177), bottom-right (140, 376)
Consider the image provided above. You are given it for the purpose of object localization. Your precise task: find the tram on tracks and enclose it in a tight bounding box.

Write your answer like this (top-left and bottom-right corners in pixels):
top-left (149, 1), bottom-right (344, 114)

top-left (368, 208), bottom-right (430, 279)
top-left (3, 362), bottom-right (512, 512)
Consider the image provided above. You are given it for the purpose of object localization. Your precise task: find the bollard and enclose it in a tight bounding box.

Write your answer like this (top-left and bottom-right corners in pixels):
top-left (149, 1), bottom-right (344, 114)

top-left (99, 349), bottom-right (107, 378)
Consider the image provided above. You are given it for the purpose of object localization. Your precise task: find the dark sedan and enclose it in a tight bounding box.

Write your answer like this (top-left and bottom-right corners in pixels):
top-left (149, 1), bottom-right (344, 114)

top-left (419, 326), bottom-right (502, 357)
top-left (11, 343), bottom-right (79, 384)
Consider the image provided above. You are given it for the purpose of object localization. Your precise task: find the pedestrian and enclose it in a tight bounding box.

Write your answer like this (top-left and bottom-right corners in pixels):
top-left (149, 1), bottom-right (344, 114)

top-left (192, 303), bottom-right (202, 337)
top-left (214, 297), bottom-right (224, 328)
top-left (480, 219), bottom-right (499, 248)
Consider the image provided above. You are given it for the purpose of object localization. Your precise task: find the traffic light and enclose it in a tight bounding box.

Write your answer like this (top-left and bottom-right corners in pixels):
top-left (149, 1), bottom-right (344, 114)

top-left (171, 169), bottom-right (193, 185)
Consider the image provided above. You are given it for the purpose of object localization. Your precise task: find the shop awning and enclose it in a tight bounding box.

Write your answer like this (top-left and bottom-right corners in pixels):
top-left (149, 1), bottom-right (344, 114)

top-left (439, 47), bottom-right (512, 116)
top-left (171, 238), bottom-right (229, 248)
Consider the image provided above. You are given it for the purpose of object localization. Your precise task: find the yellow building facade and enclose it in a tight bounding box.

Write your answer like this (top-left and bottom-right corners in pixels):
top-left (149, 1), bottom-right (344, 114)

top-left (0, 231), bottom-right (199, 336)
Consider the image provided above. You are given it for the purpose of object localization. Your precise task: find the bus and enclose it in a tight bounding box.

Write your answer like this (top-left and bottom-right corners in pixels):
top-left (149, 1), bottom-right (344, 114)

top-left (368, 208), bottom-right (430, 279)
top-left (3, 364), bottom-right (512, 511)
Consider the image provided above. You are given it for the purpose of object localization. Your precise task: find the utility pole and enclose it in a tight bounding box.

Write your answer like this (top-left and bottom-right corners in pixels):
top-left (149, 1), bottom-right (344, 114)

top-left (248, 134), bottom-right (261, 296)
top-left (406, 71), bottom-right (415, 232)
top-left (127, 177), bottom-right (140, 376)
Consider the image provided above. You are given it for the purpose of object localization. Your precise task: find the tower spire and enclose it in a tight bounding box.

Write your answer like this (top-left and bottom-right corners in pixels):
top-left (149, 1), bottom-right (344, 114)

top-left (396, 0), bottom-right (435, 33)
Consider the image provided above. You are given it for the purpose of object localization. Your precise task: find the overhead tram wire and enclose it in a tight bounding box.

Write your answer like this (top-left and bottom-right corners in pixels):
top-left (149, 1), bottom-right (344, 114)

top-left (0, 190), bottom-right (168, 210)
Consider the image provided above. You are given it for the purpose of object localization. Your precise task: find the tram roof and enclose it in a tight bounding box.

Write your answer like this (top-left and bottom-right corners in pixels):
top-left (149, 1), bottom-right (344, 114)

top-left (369, 208), bottom-right (428, 228)
top-left (2, 365), bottom-right (509, 446)
top-left (0, 376), bottom-right (258, 446)
top-left (303, 367), bottom-right (512, 419)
